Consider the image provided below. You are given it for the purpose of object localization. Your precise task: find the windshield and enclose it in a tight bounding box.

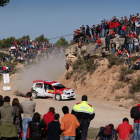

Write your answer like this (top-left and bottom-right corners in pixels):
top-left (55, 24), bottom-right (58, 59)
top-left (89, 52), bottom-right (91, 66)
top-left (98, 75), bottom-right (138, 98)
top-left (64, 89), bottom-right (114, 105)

top-left (53, 84), bottom-right (65, 89)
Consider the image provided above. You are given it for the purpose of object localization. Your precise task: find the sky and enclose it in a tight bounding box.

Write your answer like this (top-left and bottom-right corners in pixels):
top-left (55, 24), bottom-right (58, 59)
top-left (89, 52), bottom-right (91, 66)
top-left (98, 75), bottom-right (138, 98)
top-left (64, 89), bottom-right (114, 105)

top-left (0, 0), bottom-right (140, 44)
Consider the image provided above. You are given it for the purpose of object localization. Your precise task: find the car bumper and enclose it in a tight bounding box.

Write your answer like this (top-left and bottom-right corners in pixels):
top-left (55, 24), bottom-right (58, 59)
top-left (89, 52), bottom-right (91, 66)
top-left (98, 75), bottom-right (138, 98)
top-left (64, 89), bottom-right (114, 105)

top-left (61, 94), bottom-right (76, 100)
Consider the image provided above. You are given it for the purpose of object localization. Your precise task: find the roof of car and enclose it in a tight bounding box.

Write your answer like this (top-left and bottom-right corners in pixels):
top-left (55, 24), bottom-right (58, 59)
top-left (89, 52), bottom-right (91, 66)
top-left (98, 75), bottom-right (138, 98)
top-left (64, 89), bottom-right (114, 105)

top-left (33, 80), bottom-right (57, 84)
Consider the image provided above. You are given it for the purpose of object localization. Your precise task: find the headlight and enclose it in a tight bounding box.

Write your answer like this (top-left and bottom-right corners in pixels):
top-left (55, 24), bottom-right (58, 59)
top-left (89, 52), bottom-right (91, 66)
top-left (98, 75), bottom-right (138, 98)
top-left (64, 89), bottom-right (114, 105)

top-left (63, 91), bottom-right (67, 95)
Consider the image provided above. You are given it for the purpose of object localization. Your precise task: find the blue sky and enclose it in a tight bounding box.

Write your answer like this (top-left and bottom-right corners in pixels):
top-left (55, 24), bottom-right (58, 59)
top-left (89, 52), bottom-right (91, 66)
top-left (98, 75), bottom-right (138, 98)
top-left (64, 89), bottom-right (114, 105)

top-left (0, 0), bottom-right (139, 43)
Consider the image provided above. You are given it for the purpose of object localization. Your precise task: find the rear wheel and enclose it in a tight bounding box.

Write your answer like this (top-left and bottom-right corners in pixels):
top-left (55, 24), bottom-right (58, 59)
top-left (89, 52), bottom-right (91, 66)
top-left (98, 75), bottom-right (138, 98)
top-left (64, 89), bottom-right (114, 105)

top-left (32, 91), bottom-right (37, 99)
top-left (55, 93), bottom-right (62, 101)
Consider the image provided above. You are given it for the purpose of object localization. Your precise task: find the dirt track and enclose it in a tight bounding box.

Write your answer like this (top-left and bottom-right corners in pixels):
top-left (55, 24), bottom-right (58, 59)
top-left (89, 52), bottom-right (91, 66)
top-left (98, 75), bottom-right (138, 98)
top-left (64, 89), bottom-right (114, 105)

top-left (7, 94), bottom-right (133, 128)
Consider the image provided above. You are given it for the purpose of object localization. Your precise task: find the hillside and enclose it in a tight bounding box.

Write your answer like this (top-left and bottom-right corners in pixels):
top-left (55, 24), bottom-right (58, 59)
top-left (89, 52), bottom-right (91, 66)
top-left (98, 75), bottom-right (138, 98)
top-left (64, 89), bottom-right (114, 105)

top-left (59, 43), bottom-right (140, 109)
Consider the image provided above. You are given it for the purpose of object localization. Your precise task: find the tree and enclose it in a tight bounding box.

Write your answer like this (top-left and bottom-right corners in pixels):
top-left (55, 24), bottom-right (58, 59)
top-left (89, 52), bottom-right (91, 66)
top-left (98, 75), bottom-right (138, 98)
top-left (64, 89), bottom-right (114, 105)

top-left (22, 35), bottom-right (30, 40)
top-left (0, 0), bottom-right (10, 7)
top-left (35, 34), bottom-right (49, 43)
top-left (55, 37), bottom-right (69, 47)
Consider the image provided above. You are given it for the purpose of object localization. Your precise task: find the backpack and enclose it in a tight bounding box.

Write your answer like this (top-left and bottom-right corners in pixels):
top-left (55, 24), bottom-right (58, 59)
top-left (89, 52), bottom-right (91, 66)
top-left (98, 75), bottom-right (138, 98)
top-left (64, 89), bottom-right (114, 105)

top-left (103, 125), bottom-right (113, 137)
top-left (130, 106), bottom-right (140, 119)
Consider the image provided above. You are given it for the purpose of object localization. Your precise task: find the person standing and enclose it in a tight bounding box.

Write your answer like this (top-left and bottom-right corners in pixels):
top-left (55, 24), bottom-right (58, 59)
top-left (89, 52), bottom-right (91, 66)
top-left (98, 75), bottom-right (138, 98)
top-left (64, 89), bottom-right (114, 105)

top-left (21, 92), bottom-right (36, 140)
top-left (61, 106), bottom-right (80, 140)
top-left (47, 114), bottom-right (62, 140)
top-left (43, 107), bottom-right (55, 136)
top-left (0, 96), bottom-right (18, 140)
top-left (12, 98), bottom-right (23, 139)
top-left (71, 95), bottom-right (95, 140)
top-left (101, 21), bottom-right (105, 37)
top-left (29, 112), bottom-right (46, 140)
top-left (105, 33), bottom-right (111, 51)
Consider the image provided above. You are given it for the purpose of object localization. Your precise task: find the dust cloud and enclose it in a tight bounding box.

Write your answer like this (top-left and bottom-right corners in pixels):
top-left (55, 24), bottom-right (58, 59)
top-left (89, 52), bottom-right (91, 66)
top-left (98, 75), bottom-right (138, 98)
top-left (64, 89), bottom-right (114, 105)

top-left (16, 57), bottom-right (66, 94)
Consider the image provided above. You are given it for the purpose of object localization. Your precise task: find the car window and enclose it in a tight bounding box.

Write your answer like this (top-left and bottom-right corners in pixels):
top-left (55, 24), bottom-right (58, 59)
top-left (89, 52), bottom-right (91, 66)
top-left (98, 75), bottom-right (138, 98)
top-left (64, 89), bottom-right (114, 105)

top-left (44, 84), bottom-right (54, 90)
top-left (35, 83), bottom-right (43, 88)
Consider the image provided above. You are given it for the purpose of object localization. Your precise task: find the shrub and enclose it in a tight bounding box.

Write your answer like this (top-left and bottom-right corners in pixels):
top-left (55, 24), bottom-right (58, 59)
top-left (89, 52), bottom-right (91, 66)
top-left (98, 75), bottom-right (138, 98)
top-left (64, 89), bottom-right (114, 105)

top-left (107, 54), bottom-right (124, 68)
top-left (86, 58), bottom-right (98, 74)
top-left (129, 77), bottom-right (140, 94)
top-left (119, 65), bottom-right (134, 81)
top-left (81, 50), bottom-right (86, 55)
top-left (130, 56), bottom-right (139, 62)
top-left (65, 71), bottom-right (73, 80)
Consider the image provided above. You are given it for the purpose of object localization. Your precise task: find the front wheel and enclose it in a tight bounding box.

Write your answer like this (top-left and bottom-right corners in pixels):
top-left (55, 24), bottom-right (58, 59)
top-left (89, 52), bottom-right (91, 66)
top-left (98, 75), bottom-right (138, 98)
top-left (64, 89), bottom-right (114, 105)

top-left (55, 93), bottom-right (62, 101)
top-left (32, 91), bottom-right (37, 99)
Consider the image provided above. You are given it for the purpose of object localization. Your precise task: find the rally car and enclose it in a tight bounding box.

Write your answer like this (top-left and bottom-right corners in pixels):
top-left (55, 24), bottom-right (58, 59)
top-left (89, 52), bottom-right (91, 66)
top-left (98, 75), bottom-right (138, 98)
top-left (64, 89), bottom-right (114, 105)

top-left (30, 80), bottom-right (76, 101)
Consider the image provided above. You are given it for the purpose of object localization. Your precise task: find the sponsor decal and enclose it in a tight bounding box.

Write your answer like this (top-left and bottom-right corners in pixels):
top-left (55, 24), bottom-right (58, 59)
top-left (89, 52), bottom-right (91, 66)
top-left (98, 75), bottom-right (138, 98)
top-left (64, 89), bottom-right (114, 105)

top-left (48, 90), bottom-right (54, 93)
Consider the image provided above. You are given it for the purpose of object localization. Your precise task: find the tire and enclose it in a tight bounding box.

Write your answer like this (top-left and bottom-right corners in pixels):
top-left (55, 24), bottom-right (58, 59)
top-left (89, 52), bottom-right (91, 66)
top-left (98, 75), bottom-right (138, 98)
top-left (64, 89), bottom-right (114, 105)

top-left (32, 91), bottom-right (37, 99)
top-left (55, 93), bottom-right (62, 101)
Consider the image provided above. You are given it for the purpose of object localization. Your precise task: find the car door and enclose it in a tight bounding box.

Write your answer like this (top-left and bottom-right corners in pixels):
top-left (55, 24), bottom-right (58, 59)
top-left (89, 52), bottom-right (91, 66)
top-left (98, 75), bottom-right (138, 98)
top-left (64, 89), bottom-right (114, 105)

top-left (35, 83), bottom-right (45, 96)
top-left (44, 84), bottom-right (55, 97)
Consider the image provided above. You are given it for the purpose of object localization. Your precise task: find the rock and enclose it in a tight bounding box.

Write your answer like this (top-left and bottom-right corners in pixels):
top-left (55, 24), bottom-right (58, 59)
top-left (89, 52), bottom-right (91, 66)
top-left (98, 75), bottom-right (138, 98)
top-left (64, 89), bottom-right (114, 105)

top-left (134, 92), bottom-right (140, 100)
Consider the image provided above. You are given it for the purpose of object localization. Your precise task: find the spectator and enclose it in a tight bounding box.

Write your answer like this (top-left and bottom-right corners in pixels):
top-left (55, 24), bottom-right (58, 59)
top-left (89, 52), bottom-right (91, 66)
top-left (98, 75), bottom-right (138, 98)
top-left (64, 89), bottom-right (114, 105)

top-left (47, 114), bottom-right (62, 140)
top-left (93, 37), bottom-right (101, 52)
top-left (127, 33), bottom-right (133, 54)
top-left (12, 98), bottom-right (23, 139)
top-left (109, 19), bottom-right (114, 30)
top-left (91, 33), bottom-right (97, 42)
top-left (101, 21), bottom-right (105, 37)
top-left (0, 96), bottom-right (18, 140)
top-left (114, 19), bottom-right (120, 34)
top-left (109, 29), bottom-right (115, 39)
top-left (122, 23), bottom-right (127, 38)
top-left (72, 95), bottom-right (95, 140)
top-left (43, 107), bottom-right (55, 131)
top-left (91, 25), bottom-right (96, 36)
top-left (131, 103), bottom-right (140, 140)
top-left (96, 24), bottom-right (101, 38)
top-left (61, 106), bottom-right (80, 140)
top-left (135, 18), bottom-right (140, 37)
top-left (124, 34), bottom-right (129, 51)
top-left (0, 95), bottom-right (3, 107)
top-left (86, 25), bottom-right (90, 36)
top-left (111, 40), bottom-right (116, 55)
top-left (116, 118), bottom-right (133, 140)
top-left (120, 17), bottom-right (124, 35)
top-left (21, 92), bottom-right (36, 140)
top-left (116, 49), bottom-right (122, 57)
top-left (97, 124), bottom-right (118, 140)
top-left (2, 55), bottom-right (6, 62)
top-left (105, 33), bottom-right (111, 51)
top-left (125, 51), bottom-right (132, 65)
top-left (28, 112), bottom-right (46, 140)
top-left (134, 34), bottom-right (139, 55)
top-left (104, 20), bottom-right (109, 37)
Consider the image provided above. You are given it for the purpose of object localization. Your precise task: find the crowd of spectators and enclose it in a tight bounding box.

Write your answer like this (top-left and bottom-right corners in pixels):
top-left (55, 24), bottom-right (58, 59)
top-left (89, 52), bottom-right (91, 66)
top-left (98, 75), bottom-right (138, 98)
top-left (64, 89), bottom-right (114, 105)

top-left (73, 13), bottom-right (140, 65)
top-left (0, 93), bottom-right (140, 140)
top-left (2, 38), bottom-right (65, 64)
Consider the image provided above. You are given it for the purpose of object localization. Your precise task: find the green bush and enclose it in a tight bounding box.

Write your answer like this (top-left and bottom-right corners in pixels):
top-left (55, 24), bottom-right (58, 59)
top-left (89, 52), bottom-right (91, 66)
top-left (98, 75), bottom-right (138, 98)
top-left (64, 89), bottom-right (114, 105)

top-left (81, 50), bottom-right (86, 55)
top-left (129, 77), bottom-right (140, 94)
top-left (86, 58), bottom-right (98, 74)
top-left (107, 54), bottom-right (125, 68)
top-left (119, 66), bottom-right (134, 81)
top-left (65, 71), bottom-right (73, 80)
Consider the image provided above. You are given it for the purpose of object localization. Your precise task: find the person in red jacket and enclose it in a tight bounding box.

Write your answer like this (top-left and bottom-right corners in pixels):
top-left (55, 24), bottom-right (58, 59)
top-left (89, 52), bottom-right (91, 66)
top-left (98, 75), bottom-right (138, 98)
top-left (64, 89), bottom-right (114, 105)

top-left (114, 19), bottom-right (120, 34)
top-left (116, 118), bottom-right (134, 140)
top-left (94, 37), bottom-right (101, 52)
top-left (43, 107), bottom-right (55, 136)
top-left (109, 19), bottom-right (115, 29)
top-left (122, 24), bottom-right (127, 38)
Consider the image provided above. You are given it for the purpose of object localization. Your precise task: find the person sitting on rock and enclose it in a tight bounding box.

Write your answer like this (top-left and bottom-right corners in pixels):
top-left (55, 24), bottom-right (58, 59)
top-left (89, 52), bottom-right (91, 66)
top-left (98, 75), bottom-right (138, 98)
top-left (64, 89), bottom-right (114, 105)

top-left (93, 37), bottom-right (101, 52)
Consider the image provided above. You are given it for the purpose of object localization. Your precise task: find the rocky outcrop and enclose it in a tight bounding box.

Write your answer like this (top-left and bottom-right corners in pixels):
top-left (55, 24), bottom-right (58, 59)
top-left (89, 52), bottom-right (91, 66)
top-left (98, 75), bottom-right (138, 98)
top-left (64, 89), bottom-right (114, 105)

top-left (65, 37), bottom-right (125, 64)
